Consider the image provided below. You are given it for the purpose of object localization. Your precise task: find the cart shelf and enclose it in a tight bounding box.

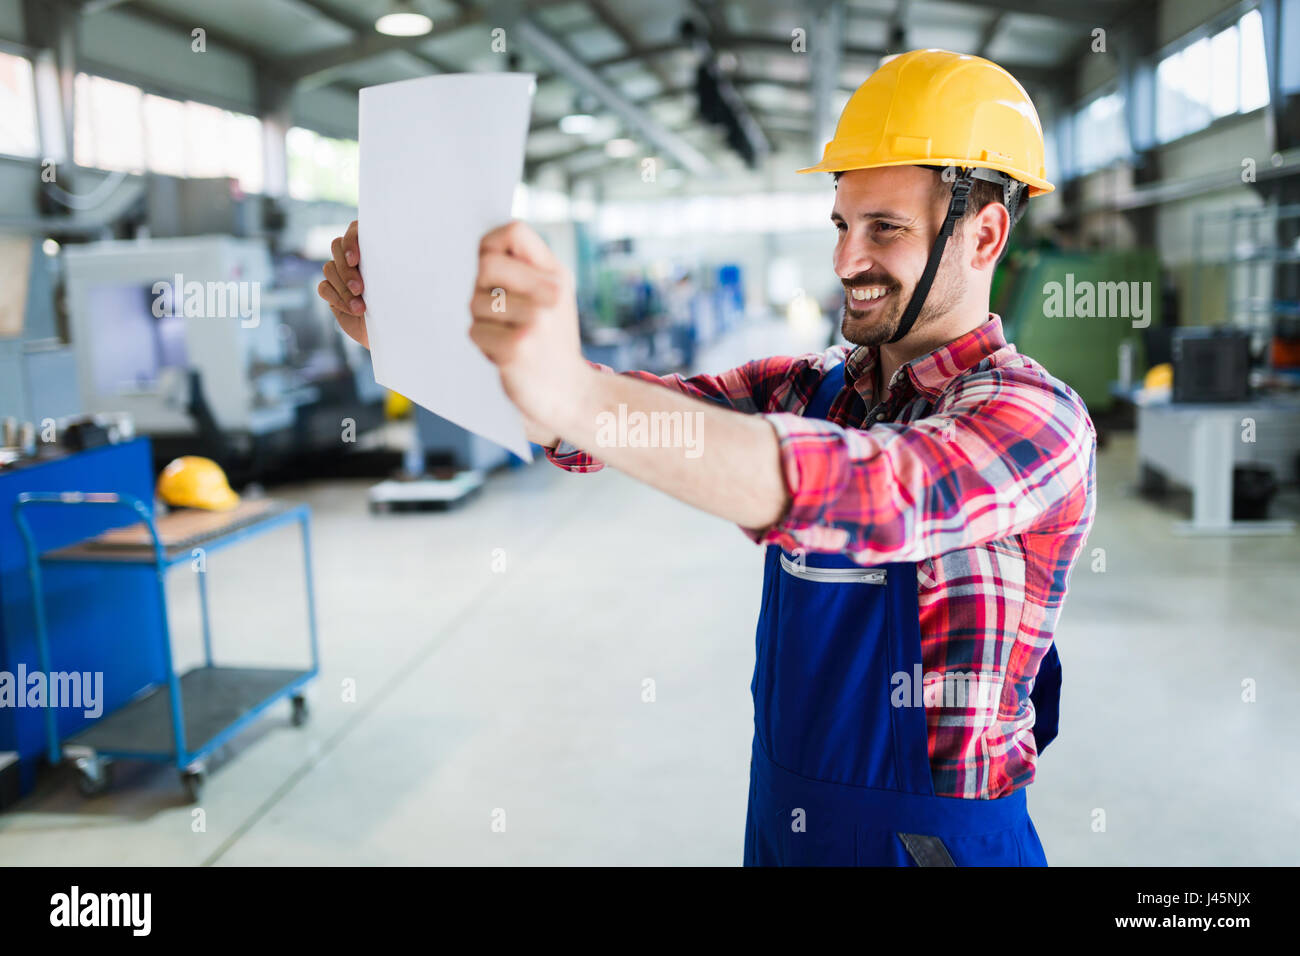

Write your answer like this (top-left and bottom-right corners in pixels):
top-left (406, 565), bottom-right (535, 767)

top-left (68, 665), bottom-right (312, 760)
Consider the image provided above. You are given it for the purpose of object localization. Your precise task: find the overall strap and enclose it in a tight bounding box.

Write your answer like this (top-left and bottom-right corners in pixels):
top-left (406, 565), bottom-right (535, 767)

top-left (804, 360), bottom-right (847, 421)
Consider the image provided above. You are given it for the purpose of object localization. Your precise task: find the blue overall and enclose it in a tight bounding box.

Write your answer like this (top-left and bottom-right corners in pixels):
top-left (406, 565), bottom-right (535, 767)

top-left (743, 361), bottom-right (1061, 866)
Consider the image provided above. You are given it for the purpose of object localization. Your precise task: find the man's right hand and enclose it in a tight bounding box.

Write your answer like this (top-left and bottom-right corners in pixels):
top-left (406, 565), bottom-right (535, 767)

top-left (317, 219), bottom-right (368, 348)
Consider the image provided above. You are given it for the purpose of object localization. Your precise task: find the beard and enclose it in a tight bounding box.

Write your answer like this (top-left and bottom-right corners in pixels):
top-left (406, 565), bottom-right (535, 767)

top-left (840, 259), bottom-right (967, 347)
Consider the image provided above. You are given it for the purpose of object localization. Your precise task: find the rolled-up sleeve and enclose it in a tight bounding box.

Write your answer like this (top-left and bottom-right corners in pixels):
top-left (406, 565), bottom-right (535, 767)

top-left (741, 367), bottom-right (1096, 563)
top-left (545, 354), bottom-right (800, 474)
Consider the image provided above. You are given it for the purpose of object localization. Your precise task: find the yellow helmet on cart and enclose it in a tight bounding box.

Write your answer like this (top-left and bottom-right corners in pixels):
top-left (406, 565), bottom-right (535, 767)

top-left (156, 456), bottom-right (240, 511)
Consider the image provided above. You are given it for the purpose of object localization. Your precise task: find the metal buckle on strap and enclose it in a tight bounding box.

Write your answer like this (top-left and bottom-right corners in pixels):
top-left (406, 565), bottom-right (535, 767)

top-left (939, 174), bottom-right (974, 235)
top-left (779, 553), bottom-right (887, 584)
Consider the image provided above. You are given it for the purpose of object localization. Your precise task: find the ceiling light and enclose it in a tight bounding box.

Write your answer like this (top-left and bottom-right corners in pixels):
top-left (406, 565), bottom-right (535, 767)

top-left (605, 138), bottom-right (636, 158)
top-left (375, 1), bottom-right (432, 37)
top-left (559, 113), bottom-right (597, 134)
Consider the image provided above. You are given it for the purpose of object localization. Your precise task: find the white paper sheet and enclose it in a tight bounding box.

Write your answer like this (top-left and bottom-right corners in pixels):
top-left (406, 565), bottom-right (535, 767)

top-left (359, 73), bottom-right (536, 461)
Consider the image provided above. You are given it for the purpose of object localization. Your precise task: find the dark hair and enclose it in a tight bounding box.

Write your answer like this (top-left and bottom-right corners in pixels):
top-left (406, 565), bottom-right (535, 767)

top-left (831, 166), bottom-right (1029, 234)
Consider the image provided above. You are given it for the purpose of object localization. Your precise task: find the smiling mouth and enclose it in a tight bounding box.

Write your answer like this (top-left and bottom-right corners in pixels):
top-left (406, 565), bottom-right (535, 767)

top-left (846, 285), bottom-right (893, 308)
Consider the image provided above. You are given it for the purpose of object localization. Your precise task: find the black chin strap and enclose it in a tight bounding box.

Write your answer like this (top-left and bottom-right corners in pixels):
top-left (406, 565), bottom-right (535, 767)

top-left (887, 170), bottom-right (974, 345)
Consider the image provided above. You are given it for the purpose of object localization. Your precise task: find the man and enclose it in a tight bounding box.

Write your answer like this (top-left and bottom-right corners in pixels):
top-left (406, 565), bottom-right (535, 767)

top-left (318, 49), bottom-right (1096, 866)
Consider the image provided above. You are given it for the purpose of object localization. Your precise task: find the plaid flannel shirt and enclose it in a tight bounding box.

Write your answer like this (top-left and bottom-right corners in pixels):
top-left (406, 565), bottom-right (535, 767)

top-left (546, 315), bottom-right (1096, 798)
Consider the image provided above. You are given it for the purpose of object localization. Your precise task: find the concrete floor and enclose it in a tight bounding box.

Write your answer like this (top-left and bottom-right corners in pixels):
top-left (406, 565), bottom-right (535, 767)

top-left (2, 318), bottom-right (1298, 865)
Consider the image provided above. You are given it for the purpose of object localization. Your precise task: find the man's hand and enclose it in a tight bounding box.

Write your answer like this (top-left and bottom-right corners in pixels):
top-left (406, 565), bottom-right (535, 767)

top-left (469, 221), bottom-right (590, 435)
top-left (317, 220), bottom-right (368, 348)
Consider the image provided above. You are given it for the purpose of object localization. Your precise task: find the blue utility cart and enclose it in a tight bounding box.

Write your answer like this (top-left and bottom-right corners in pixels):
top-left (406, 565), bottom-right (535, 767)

top-left (12, 492), bottom-right (320, 802)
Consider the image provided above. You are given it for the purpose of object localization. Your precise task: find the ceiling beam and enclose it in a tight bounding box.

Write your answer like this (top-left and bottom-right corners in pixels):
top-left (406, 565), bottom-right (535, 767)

top-left (287, 0), bottom-right (461, 75)
top-left (530, 74), bottom-right (858, 135)
top-left (584, 34), bottom-right (1066, 92)
top-left (527, 97), bottom-right (835, 177)
top-left (283, 9), bottom-right (480, 84)
top-left (886, 0), bottom-right (909, 51)
top-left (847, 0), bottom-right (1126, 26)
top-left (719, 32), bottom-right (1067, 89)
top-left (976, 11), bottom-right (1007, 57)
top-left (527, 115), bottom-right (704, 178)
top-left (281, 0), bottom-right (579, 87)
top-left (81, 0), bottom-right (133, 14)
top-left (586, 0), bottom-right (676, 99)
top-left (810, 0), bottom-right (845, 155)
top-left (88, 0), bottom-right (378, 121)
top-left (514, 15), bottom-right (715, 177)
top-left (688, 0), bottom-right (776, 150)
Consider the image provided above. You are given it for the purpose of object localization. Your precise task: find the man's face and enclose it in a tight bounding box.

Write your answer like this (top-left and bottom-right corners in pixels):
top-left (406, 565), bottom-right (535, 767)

top-left (830, 166), bottom-right (967, 347)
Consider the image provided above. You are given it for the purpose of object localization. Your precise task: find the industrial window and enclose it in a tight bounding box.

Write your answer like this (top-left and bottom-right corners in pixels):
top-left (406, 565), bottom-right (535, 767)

top-left (74, 73), bottom-right (146, 173)
top-left (1043, 124), bottom-right (1060, 184)
top-left (69, 75), bottom-right (265, 192)
top-left (286, 126), bottom-right (358, 204)
top-left (594, 192), bottom-right (829, 239)
top-left (1073, 90), bottom-right (1129, 174)
top-left (0, 51), bottom-right (39, 158)
top-left (141, 94), bottom-right (187, 177)
top-left (1155, 8), bottom-right (1270, 144)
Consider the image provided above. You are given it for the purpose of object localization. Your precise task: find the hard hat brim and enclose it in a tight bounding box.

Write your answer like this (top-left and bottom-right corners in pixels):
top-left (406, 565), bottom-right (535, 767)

top-left (796, 156), bottom-right (1054, 197)
top-left (208, 490), bottom-right (241, 511)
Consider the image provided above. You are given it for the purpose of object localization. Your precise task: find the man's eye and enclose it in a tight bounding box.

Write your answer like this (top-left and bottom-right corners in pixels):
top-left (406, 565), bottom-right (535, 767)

top-left (876, 222), bottom-right (901, 233)
top-left (834, 221), bottom-right (847, 232)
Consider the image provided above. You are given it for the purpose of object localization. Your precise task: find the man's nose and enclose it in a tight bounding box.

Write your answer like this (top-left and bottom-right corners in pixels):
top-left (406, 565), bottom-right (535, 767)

top-left (834, 236), bottom-right (872, 282)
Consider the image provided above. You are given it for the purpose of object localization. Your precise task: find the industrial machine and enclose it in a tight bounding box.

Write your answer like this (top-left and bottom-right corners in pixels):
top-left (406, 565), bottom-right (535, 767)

top-left (1172, 328), bottom-right (1253, 403)
top-left (995, 248), bottom-right (1163, 413)
top-left (0, 236), bottom-right (82, 429)
top-left (60, 236), bottom-right (386, 478)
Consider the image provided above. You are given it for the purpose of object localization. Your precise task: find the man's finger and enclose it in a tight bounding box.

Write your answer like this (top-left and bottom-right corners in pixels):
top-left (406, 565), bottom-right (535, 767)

top-left (344, 220), bottom-right (360, 268)
top-left (468, 316), bottom-right (519, 364)
top-left (475, 252), bottom-right (558, 305)
top-left (331, 236), bottom-right (363, 295)
top-left (479, 220), bottom-right (559, 270)
top-left (329, 305), bottom-right (369, 348)
top-left (324, 260), bottom-right (365, 314)
top-left (469, 288), bottom-right (542, 326)
top-left (318, 279), bottom-right (346, 312)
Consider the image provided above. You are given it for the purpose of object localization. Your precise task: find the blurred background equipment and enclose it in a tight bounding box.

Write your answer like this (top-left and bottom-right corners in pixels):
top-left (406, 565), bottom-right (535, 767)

top-left (1171, 327), bottom-right (1253, 403)
top-left (0, 236), bottom-right (80, 429)
top-left (61, 236), bottom-right (387, 481)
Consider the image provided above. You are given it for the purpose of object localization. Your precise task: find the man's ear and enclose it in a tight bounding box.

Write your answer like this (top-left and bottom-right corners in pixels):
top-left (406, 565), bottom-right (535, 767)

top-left (967, 202), bottom-right (1011, 271)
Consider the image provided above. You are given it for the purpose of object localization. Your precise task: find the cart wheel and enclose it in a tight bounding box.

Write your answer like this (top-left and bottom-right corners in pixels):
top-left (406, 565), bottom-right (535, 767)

top-left (74, 756), bottom-right (112, 796)
top-left (291, 694), bottom-right (309, 727)
top-left (181, 768), bottom-right (205, 803)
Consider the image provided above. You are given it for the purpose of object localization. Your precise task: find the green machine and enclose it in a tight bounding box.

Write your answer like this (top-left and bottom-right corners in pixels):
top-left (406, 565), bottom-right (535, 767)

top-left (993, 249), bottom-right (1162, 414)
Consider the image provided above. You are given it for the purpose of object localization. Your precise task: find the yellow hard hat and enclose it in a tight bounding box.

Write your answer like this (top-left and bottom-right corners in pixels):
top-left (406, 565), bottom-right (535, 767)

top-left (1143, 363), bottom-right (1174, 391)
top-left (797, 48), bottom-right (1054, 196)
top-left (384, 389), bottom-right (413, 420)
top-left (156, 456), bottom-right (240, 511)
